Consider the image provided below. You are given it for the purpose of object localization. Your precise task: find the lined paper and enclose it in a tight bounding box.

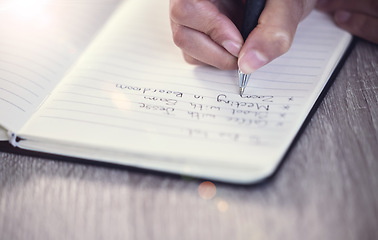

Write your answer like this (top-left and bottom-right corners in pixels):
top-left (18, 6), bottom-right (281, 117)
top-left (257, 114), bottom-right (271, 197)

top-left (0, 0), bottom-right (121, 133)
top-left (18, 0), bottom-right (351, 182)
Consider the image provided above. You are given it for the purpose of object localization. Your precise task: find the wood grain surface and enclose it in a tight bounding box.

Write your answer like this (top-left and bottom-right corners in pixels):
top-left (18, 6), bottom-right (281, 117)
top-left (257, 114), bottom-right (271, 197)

top-left (0, 39), bottom-right (377, 240)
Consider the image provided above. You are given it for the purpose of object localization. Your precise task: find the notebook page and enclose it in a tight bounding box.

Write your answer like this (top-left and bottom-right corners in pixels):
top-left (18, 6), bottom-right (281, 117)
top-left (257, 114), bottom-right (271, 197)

top-left (19, 0), bottom-right (352, 181)
top-left (0, 0), bottom-right (121, 135)
top-left (0, 126), bottom-right (7, 140)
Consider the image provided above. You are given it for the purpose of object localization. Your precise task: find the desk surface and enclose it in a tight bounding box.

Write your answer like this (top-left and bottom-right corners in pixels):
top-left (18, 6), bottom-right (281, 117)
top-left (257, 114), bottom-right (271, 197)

top-left (1, 39), bottom-right (377, 240)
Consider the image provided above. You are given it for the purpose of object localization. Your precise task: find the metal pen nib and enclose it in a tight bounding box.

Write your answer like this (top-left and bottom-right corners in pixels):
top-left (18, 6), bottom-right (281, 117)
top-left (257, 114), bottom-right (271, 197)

top-left (239, 86), bottom-right (245, 97)
top-left (238, 69), bottom-right (250, 96)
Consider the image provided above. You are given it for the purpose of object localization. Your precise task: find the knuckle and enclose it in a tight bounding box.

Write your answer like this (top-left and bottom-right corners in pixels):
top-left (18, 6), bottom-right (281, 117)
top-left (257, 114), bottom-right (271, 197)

top-left (271, 30), bottom-right (292, 55)
top-left (170, 0), bottom-right (191, 23)
top-left (183, 54), bottom-right (200, 65)
top-left (206, 17), bottom-right (227, 42)
top-left (216, 57), bottom-right (238, 70)
top-left (171, 25), bottom-right (189, 49)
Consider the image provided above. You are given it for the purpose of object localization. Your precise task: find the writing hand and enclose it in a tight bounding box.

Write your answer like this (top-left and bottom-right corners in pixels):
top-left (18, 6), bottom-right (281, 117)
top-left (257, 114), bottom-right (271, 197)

top-left (169, 0), bottom-right (317, 74)
top-left (316, 0), bottom-right (378, 44)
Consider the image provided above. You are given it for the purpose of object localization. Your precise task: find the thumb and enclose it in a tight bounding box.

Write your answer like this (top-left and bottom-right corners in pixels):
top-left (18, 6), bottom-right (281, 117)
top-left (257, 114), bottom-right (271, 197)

top-left (238, 0), bottom-right (314, 73)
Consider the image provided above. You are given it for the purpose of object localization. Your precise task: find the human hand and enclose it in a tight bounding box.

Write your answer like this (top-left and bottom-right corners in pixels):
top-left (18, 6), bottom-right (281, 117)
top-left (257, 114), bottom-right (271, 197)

top-left (316, 0), bottom-right (378, 44)
top-left (169, 0), bottom-right (317, 74)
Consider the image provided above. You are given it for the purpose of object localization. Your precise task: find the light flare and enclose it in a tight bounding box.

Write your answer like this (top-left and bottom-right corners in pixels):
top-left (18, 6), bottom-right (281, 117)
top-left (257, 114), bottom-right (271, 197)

top-left (198, 181), bottom-right (217, 200)
top-left (0, 0), bottom-right (52, 27)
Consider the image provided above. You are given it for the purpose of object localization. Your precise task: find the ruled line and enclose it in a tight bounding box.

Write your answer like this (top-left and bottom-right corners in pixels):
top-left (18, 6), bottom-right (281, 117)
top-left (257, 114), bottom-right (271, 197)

top-left (0, 97), bottom-right (25, 112)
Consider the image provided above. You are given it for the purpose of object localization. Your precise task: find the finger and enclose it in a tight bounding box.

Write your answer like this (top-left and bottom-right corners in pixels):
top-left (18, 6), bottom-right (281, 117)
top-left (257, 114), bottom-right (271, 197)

top-left (170, 21), bottom-right (238, 69)
top-left (170, 0), bottom-right (243, 57)
top-left (334, 10), bottom-right (378, 44)
top-left (182, 53), bottom-right (206, 66)
top-left (316, 0), bottom-right (378, 18)
top-left (238, 0), bottom-right (316, 74)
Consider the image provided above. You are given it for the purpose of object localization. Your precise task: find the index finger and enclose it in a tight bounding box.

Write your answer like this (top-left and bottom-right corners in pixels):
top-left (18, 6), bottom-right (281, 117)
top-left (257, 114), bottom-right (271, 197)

top-left (170, 0), bottom-right (244, 51)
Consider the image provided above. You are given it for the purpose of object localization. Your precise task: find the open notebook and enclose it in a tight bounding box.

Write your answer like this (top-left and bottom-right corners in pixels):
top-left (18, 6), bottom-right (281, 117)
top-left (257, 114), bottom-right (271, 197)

top-left (0, 0), bottom-right (352, 183)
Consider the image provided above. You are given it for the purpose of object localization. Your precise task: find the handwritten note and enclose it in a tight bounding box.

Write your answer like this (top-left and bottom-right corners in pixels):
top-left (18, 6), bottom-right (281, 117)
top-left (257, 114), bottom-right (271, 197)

top-left (18, 0), bottom-right (351, 179)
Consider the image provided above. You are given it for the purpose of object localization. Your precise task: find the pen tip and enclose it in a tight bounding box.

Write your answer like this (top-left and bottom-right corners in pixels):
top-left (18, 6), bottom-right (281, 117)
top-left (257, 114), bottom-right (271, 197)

top-left (239, 87), bottom-right (245, 97)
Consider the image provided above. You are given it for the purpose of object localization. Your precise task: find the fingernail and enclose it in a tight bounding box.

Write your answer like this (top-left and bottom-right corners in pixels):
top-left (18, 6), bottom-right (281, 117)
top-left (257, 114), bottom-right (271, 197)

top-left (334, 10), bottom-right (351, 23)
top-left (238, 50), bottom-right (268, 74)
top-left (222, 40), bottom-right (242, 57)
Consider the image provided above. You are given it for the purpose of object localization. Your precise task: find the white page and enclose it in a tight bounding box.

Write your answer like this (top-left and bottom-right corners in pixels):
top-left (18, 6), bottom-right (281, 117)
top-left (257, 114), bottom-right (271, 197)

top-left (0, 0), bottom-right (121, 134)
top-left (0, 126), bottom-right (7, 140)
top-left (18, 0), bottom-right (352, 182)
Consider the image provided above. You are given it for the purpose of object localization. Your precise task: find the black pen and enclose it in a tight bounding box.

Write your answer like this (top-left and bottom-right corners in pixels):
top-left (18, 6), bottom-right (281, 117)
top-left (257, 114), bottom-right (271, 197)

top-left (239, 0), bottom-right (266, 96)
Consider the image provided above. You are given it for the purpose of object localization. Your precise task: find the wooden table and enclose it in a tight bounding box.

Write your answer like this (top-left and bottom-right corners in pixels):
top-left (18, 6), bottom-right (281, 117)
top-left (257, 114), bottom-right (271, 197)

top-left (1, 39), bottom-right (377, 240)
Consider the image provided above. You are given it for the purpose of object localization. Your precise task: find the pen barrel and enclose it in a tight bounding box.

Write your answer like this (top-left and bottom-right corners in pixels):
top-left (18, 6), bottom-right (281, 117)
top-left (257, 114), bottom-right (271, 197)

top-left (242, 0), bottom-right (266, 41)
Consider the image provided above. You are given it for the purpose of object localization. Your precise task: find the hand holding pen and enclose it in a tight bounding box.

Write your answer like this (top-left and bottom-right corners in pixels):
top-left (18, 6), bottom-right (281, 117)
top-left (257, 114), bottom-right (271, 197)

top-left (169, 0), bottom-right (316, 83)
top-left (169, 0), bottom-right (378, 93)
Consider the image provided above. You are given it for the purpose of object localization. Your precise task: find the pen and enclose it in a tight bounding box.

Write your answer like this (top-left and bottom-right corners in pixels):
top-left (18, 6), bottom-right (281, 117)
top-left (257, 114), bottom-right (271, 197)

top-left (239, 0), bottom-right (266, 96)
